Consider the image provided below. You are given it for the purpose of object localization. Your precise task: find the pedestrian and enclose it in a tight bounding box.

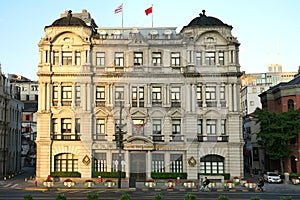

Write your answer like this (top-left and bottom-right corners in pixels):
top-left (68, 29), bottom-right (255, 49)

top-left (257, 177), bottom-right (264, 192)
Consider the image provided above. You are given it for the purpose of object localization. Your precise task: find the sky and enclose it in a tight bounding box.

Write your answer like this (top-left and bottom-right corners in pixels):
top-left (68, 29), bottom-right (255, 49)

top-left (0, 0), bottom-right (299, 81)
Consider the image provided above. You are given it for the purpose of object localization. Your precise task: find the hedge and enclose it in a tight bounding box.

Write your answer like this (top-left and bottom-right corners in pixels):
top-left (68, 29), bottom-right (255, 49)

top-left (92, 171), bottom-right (126, 178)
top-left (151, 172), bottom-right (187, 179)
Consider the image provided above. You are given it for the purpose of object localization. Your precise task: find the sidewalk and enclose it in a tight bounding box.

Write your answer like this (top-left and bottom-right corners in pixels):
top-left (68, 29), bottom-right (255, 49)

top-left (2, 167), bottom-right (299, 194)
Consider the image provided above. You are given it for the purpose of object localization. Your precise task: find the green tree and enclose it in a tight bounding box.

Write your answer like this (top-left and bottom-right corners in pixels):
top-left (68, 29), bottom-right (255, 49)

top-left (254, 108), bottom-right (300, 172)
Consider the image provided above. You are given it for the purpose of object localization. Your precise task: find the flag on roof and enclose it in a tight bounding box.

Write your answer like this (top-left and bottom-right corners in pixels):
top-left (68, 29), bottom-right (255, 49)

top-left (145, 6), bottom-right (152, 16)
top-left (115, 4), bottom-right (123, 14)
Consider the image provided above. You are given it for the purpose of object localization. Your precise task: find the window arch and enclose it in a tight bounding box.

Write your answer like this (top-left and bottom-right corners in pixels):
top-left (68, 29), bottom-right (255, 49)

top-left (288, 99), bottom-right (294, 110)
top-left (54, 153), bottom-right (78, 172)
top-left (200, 154), bottom-right (224, 174)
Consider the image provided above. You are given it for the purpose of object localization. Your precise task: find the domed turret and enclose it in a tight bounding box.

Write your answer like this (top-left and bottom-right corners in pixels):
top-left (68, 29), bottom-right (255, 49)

top-left (46, 10), bottom-right (88, 28)
top-left (181, 10), bottom-right (232, 32)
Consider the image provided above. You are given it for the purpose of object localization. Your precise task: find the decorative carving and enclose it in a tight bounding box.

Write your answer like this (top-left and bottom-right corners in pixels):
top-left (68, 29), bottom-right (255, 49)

top-left (188, 156), bottom-right (197, 167)
top-left (82, 155), bottom-right (90, 166)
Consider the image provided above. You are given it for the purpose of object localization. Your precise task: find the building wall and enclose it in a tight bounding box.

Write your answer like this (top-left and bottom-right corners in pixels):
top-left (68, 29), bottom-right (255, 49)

top-left (36, 10), bottom-right (243, 181)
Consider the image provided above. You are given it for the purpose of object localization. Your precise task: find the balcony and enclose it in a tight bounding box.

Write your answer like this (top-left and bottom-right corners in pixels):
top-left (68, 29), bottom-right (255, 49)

top-left (171, 101), bottom-right (181, 107)
top-left (197, 135), bottom-right (228, 142)
top-left (170, 134), bottom-right (183, 142)
top-left (62, 100), bottom-right (72, 106)
top-left (52, 134), bottom-right (80, 141)
top-left (152, 134), bottom-right (164, 142)
top-left (96, 101), bottom-right (105, 107)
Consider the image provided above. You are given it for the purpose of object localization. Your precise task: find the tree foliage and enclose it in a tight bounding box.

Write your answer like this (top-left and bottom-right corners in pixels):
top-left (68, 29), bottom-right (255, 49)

top-left (254, 108), bottom-right (300, 170)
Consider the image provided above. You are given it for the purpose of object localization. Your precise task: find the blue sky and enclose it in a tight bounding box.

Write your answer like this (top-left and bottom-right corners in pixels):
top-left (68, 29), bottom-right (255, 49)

top-left (0, 0), bottom-right (299, 80)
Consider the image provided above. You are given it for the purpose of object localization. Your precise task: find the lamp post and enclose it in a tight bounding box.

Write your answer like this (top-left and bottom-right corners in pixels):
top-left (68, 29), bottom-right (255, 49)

top-left (117, 100), bottom-right (123, 189)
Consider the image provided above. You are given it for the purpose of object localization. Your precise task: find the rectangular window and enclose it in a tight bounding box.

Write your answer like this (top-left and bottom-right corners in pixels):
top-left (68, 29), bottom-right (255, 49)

top-left (61, 118), bottom-right (72, 134)
top-left (53, 51), bottom-right (59, 65)
top-left (196, 52), bottom-right (202, 65)
top-left (220, 86), bottom-right (225, 100)
top-left (197, 119), bottom-right (202, 135)
top-left (94, 119), bottom-right (106, 140)
top-left (171, 87), bottom-right (181, 107)
top-left (152, 52), bottom-right (161, 66)
top-left (62, 86), bottom-right (72, 106)
top-left (205, 86), bottom-right (216, 100)
top-left (152, 154), bottom-right (165, 172)
top-left (75, 85), bottom-right (80, 106)
top-left (53, 86), bottom-right (58, 106)
top-left (115, 86), bottom-right (124, 107)
top-left (93, 153), bottom-right (107, 172)
top-left (134, 52), bottom-right (143, 65)
top-left (96, 52), bottom-right (105, 66)
top-left (132, 119), bottom-right (144, 135)
top-left (206, 119), bottom-right (216, 135)
top-left (170, 154), bottom-right (183, 173)
top-left (171, 52), bottom-right (180, 66)
top-left (152, 119), bottom-right (161, 135)
top-left (62, 51), bottom-right (72, 65)
top-left (112, 153), bottom-right (124, 172)
top-left (75, 118), bottom-right (80, 134)
top-left (152, 87), bottom-right (162, 106)
top-left (221, 119), bottom-right (226, 135)
top-left (115, 52), bottom-right (124, 66)
top-left (96, 86), bottom-right (105, 107)
top-left (218, 52), bottom-right (224, 65)
top-left (205, 52), bottom-right (215, 65)
top-left (132, 86), bottom-right (144, 107)
top-left (172, 119), bottom-right (181, 134)
top-left (52, 118), bottom-right (58, 135)
top-left (75, 51), bottom-right (81, 65)
top-left (197, 85), bottom-right (202, 100)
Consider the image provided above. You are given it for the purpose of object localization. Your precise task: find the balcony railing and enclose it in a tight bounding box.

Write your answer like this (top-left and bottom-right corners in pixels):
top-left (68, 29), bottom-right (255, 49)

top-left (197, 135), bottom-right (228, 142)
top-left (170, 134), bottom-right (183, 142)
top-left (152, 134), bottom-right (164, 142)
top-left (52, 134), bottom-right (81, 141)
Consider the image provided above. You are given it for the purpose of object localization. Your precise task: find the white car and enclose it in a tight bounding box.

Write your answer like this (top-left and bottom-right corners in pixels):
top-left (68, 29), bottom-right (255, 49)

top-left (263, 172), bottom-right (282, 183)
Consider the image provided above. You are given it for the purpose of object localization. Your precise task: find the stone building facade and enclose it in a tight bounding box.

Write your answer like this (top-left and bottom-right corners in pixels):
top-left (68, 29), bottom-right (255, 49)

top-left (36, 9), bottom-right (243, 181)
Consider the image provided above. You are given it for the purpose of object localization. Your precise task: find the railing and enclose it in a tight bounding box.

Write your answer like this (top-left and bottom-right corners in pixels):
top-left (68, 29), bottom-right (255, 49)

top-left (152, 134), bottom-right (164, 142)
top-left (170, 134), bottom-right (183, 142)
top-left (197, 135), bottom-right (228, 142)
top-left (52, 134), bottom-right (80, 141)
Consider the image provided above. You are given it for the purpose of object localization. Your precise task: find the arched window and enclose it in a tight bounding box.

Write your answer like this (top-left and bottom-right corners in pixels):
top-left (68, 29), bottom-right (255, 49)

top-left (200, 154), bottom-right (224, 174)
top-left (288, 99), bottom-right (294, 110)
top-left (54, 153), bottom-right (78, 172)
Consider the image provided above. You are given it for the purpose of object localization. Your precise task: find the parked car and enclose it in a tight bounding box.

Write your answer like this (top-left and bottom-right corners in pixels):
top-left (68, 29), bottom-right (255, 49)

top-left (263, 172), bottom-right (282, 183)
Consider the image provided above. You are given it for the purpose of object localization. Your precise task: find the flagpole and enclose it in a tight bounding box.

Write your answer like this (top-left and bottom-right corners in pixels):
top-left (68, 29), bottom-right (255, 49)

top-left (122, 3), bottom-right (124, 28)
top-left (151, 4), bottom-right (153, 28)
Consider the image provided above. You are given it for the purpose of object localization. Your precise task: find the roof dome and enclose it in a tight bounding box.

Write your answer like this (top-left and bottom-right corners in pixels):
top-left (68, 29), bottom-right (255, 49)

top-left (47, 10), bottom-right (88, 27)
top-left (184, 10), bottom-right (232, 29)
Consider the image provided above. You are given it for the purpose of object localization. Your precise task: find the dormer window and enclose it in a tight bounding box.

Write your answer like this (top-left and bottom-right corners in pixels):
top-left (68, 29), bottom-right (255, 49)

top-left (150, 30), bottom-right (158, 39)
top-left (164, 29), bottom-right (172, 39)
top-left (206, 37), bottom-right (214, 43)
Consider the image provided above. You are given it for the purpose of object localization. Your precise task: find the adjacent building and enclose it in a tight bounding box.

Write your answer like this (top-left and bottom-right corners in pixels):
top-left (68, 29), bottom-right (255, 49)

top-left (259, 71), bottom-right (300, 173)
top-left (36, 9), bottom-right (243, 181)
top-left (0, 68), bottom-right (23, 178)
top-left (240, 65), bottom-right (297, 174)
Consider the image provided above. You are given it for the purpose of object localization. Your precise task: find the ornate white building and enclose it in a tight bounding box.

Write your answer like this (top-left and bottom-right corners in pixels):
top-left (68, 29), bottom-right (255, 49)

top-left (36, 9), bottom-right (243, 181)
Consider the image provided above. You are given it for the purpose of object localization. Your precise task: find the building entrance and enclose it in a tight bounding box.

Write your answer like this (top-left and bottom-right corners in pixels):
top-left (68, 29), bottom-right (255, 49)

top-left (130, 152), bottom-right (146, 182)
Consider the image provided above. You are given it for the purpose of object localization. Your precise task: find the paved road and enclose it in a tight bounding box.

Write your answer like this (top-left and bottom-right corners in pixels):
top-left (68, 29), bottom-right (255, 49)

top-left (0, 167), bottom-right (299, 200)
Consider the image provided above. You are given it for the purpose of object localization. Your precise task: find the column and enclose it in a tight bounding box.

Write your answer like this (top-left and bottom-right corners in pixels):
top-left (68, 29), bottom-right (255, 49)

top-left (233, 83), bottom-right (237, 112)
top-left (46, 83), bottom-right (51, 111)
top-left (147, 151), bottom-right (152, 179)
top-left (82, 83), bottom-right (87, 111)
top-left (228, 84), bottom-right (233, 111)
top-left (125, 151), bottom-right (130, 178)
top-left (147, 84), bottom-right (151, 106)
top-left (87, 83), bottom-right (91, 111)
top-left (216, 83), bottom-right (220, 107)
top-left (191, 84), bottom-right (196, 112)
top-left (202, 85), bottom-right (206, 107)
top-left (72, 84), bottom-right (76, 107)
top-left (186, 84), bottom-right (191, 112)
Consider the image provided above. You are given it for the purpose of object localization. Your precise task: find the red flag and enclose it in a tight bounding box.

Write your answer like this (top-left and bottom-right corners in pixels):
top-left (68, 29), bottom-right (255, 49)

top-left (114, 4), bottom-right (123, 14)
top-left (145, 6), bottom-right (152, 16)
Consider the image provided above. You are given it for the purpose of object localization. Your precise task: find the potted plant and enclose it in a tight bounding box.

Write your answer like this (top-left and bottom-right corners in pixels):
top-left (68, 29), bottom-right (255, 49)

top-left (144, 179), bottom-right (157, 187)
top-left (84, 179), bottom-right (96, 188)
top-left (103, 179), bottom-right (116, 188)
top-left (291, 176), bottom-right (300, 185)
top-left (183, 180), bottom-right (195, 188)
top-left (245, 179), bottom-right (256, 188)
top-left (240, 177), bottom-right (247, 186)
top-left (43, 175), bottom-right (54, 187)
top-left (63, 178), bottom-right (76, 187)
top-left (164, 179), bottom-right (175, 188)
top-left (233, 176), bottom-right (240, 183)
top-left (224, 179), bottom-right (233, 188)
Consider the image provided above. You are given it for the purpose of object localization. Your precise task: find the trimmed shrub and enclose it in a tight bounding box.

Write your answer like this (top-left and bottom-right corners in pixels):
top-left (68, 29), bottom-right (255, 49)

top-left (151, 172), bottom-right (187, 179)
top-left (184, 194), bottom-right (196, 200)
top-left (120, 194), bottom-right (132, 200)
top-left (218, 195), bottom-right (229, 200)
top-left (153, 194), bottom-right (164, 200)
top-left (92, 171), bottom-right (126, 178)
